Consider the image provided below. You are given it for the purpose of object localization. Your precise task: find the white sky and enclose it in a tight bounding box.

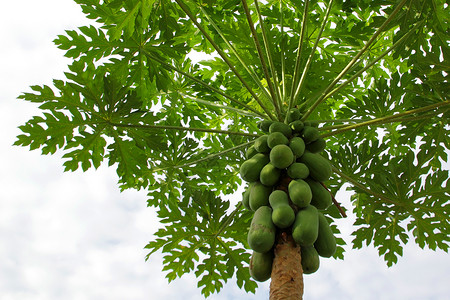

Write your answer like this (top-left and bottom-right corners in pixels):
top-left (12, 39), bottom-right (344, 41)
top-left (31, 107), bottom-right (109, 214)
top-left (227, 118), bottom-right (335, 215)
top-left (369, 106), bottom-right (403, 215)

top-left (1, 1), bottom-right (449, 299)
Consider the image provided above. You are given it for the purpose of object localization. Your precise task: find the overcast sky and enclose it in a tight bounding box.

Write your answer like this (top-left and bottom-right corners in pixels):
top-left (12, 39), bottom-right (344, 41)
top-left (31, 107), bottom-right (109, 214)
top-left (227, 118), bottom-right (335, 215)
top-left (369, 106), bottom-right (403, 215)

top-left (1, 1), bottom-right (449, 300)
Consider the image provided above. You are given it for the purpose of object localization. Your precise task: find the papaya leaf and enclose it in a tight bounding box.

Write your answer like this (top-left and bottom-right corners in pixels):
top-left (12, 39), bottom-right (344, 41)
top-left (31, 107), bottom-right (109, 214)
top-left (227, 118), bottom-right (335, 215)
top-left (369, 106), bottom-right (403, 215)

top-left (334, 138), bottom-right (449, 266)
top-left (144, 187), bottom-right (256, 297)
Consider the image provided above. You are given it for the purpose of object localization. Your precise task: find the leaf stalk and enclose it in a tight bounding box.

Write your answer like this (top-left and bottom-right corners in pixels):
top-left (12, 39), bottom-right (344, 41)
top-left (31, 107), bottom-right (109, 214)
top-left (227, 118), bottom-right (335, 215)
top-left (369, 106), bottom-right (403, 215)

top-left (321, 101), bottom-right (450, 137)
top-left (241, 0), bottom-right (282, 119)
top-left (111, 122), bottom-right (259, 137)
top-left (291, 0), bottom-right (334, 109)
top-left (143, 50), bottom-right (266, 118)
top-left (197, 6), bottom-right (273, 103)
top-left (175, 0), bottom-right (276, 120)
top-left (288, 0), bottom-right (310, 112)
top-left (302, 0), bottom-right (409, 120)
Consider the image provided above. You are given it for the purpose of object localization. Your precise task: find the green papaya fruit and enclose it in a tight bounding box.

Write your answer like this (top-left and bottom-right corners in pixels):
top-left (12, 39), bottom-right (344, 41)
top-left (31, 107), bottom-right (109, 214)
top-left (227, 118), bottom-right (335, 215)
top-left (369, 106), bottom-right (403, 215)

top-left (248, 206), bottom-right (276, 253)
top-left (310, 120), bottom-right (320, 127)
top-left (249, 250), bottom-right (274, 282)
top-left (270, 144), bottom-right (294, 169)
top-left (287, 108), bottom-right (301, 123)
top-left (268, 190), bottom-right (295, 228)
top-left (306, 137), bottom-right (326, 153)
top-left (242, 187), bottom-right (251, 210)
top-left (302, 126), bottom-right (320, 144)
top-left (287, 162), bottom-right (309, 179)
top-left (246, 145), bottom-right (258, 159)
top-left (306, 178), bottom-right (332, 210)
top-left (260, 163), bottom-right (281, 187)
top-left (240, 153), bottom-right (270, 182)
top-left (298, 152), bottom-right (332, 182)
top-left (292, 205), bottom-right (319, 246)
top-left (301, 245), bottom-right (320, 274)
top-left (252, 153), bottom-right (270, 164)
top-left (267, 132), bottom-right (289, 149)
top-left (249, 182), bottom-right (272, 211)
top-left (258, 120), bottom-right (274, 132)
top-left (289, 137), bottom-right (306, 157)
top-left (254, 135), bottom-right (270, 153)
top-left (290, 120), bottom-right (304, 133)
top-left (314, 212), bottom-right (337, 258)
top-left (288, 179), bottom-right (312, 208)
top-left (269, 122), bottom-right (292, 138)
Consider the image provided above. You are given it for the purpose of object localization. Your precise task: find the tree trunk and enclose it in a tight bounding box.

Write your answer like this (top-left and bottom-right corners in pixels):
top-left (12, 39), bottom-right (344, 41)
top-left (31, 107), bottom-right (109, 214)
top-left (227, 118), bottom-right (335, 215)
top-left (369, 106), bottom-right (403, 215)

top-left (269, 231), bottom-right (304, 300)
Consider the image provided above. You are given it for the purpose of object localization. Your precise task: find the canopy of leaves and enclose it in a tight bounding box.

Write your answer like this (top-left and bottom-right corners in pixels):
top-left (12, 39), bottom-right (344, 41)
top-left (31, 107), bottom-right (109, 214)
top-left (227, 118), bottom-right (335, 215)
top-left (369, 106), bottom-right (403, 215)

top-left (15, 0), bottom-right (449, 297)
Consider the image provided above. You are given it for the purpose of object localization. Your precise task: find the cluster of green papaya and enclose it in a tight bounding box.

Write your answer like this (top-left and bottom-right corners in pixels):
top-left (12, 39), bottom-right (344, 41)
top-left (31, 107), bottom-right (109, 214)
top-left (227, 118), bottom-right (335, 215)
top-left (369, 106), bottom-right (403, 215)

top-left (240, 108), bottom-right (337, 282)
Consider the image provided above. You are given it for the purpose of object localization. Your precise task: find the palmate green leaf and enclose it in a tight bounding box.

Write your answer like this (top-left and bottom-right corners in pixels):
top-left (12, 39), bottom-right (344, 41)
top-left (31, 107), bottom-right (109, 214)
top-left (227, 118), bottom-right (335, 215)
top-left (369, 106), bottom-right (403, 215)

top-left (107, 133), bottom-right (151, 185)
top-left (145, 186), bottom-right (256, 298)
top-left (15, 60), bottom-right (168, 180)
top-left (15, 63), bottom-right (112, 171)
top-left (333, 136), bottom-right (449, 266)
top-left (143, 124), bottom-right (251, 207)
top-left (54, 26), bottom-right (118, 62)
top-left (74, 0), bottom-right (157, 40)
top-left (60, 0), bottom-right (195, 98)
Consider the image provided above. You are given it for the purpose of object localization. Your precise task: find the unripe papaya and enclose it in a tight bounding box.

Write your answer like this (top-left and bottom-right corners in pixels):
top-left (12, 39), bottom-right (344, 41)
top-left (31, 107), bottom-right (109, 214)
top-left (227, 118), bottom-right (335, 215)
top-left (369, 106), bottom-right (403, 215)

top-left (306, 137), bottom-right (326, 153)
top-left (269, 122), bottom-right (292, 138)
top-left (249, 182), bottom-right (272, 211)
top-left (246, 145), bottom-right (258, 159)
top-left (298, 152), bottom-right (332, 182)
top-left (267, 132), bottom-right (289, 149)
top-left (268, 190), bottom-right (295, 228)
top-left (306, 178), bottom-right (332, 210)
top-left (292, 205), bottom-right (319, 246)
top-left (289, 137), bottom-right (306, 157)
top-left (240, 153), bottom-right (270, 182)
top-left (249, 250), bottom-right (273, 282)
top-left (290, 120), bottom-right (304, 133)
top-left (248, 206), bottom-right (276, 253)
top-left (287, 163), bottom-right (309, 179)
top-left (301, 245), bottom-right (320, 274)
top-left (302, 126), bottom-right (320, 144)
top-left (287, 108), bottom-right (301, 123)
top-left (288, 179), bottom-right (312, 208)
top-left (242, 187), bottom-right (251, 210)
top-left (270, 144), bottom-right (294, 169)
top-left (314, 213), bottom-right (337, 258)
top-left (258, 120), bottom-right (274, 133)
top-left (252, 153), bottom-right (270, 164)
top-left (260, 163), bottom-right (281, 187)
top-left (310, 120), bottom-right (320, 128)
top-left (254, 135), bottom-right (270, 153)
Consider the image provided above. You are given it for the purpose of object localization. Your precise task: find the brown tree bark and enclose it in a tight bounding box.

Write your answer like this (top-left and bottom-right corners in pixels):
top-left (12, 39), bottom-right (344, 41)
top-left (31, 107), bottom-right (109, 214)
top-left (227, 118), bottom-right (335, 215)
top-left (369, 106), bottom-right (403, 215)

top-left (269, 232), bottom-right (304, 300)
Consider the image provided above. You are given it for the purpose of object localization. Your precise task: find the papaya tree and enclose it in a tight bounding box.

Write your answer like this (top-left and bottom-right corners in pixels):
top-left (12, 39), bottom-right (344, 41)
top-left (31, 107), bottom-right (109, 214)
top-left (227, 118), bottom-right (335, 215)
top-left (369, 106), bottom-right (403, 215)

top-left (15, 0), bottom-right (449, 299)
